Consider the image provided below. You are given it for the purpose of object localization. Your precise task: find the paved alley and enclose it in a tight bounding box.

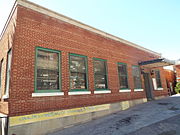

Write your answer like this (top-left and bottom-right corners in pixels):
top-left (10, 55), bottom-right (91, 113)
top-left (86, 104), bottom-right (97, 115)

top-left (49, 95), bottom-right (180, 135)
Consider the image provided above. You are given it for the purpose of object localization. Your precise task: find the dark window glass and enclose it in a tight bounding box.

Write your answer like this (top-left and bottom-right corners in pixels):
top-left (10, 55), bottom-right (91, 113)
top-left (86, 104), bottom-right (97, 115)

top-left (70, 55), bottom-right (87, 89)
top-left (36, 49), bottom-right (59, 90)
top-left (155, 70), bottom-right (162, 88)
top-left (94, 59), bottom-right (108, 89)
top-left (118, 63), bottom-right (129, 89)
top-left (132, 66), bottom-right (142, 89)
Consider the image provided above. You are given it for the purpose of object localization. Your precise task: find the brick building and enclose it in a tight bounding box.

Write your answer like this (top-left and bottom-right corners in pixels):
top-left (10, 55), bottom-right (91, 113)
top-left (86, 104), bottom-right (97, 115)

top-left (0, 0), bottom-right (174, 134)
top-left (164, 68), bottom-right (176, 95)
top-left (175, 60), bottom-right (180, 82)
top-left (176, 65), bottom-right (180, 82)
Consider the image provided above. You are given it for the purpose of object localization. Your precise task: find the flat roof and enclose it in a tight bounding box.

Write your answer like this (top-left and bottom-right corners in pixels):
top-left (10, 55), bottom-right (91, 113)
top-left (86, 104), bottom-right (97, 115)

top-left (0, 0), bottom-right (161, 56)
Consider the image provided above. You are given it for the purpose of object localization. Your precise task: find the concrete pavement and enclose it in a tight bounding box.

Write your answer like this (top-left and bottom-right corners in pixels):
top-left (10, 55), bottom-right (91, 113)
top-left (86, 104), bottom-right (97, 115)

top-left (49, 95), bottom-right (180, 135)
top-left (127, 114), bottom-right (180, 135)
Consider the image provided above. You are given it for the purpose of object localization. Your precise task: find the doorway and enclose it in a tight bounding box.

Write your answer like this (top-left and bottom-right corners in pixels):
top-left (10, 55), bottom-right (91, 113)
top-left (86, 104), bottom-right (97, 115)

top-left (143, 73), bottom-right (154, 101)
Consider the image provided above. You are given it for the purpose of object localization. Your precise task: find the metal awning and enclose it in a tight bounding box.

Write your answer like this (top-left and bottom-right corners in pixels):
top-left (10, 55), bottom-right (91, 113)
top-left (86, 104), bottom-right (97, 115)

top-left (139, 58), bottom-right (175, 68)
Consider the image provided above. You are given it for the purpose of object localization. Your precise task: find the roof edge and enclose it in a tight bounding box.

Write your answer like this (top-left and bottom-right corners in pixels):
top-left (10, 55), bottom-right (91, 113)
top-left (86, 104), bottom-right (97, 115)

top-left (1, 0), bottom-right (161, 56)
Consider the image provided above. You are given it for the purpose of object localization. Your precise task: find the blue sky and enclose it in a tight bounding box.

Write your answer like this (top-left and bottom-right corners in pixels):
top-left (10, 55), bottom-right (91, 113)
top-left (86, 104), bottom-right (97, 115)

top-left (0, 0), bottom-right (179, 60)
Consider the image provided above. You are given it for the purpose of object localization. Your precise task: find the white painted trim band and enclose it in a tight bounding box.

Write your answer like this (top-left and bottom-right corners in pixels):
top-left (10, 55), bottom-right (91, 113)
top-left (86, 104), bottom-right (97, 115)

top-left (68, 91), bottom-right (91, 95)
top-left (32, 92), bottom-right (64, 97)
top-left (94, 90), bottom-right (111, 94)
top-left (119, 89), bottom-right (131, 92)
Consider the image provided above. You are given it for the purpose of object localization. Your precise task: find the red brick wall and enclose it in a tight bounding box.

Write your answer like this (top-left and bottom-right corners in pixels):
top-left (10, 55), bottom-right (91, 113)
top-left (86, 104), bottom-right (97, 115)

top-left (164, 70), bottom-right (175, 83)
top-left (7, 6), bottom-right (168, 116)
top-left (164, 69), bottom-right (176, 87)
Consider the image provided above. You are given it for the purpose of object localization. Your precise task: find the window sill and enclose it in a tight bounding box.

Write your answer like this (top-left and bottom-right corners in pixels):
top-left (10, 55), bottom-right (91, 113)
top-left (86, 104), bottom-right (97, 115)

top-left (32, 92), bottom-right (64, 97)
top-left (119, 89), bottom-right (131, 92)
top-left (94, 90), bottom-right (111, 94)
top-left (0, 113), bottom-right (7, 117)
top-left (155, 88), bottom-right (164, 91)
top-left (134, 89), bottom-right (144, 92)
top-left (2, 94), bottom-right (9, 99)
top-left (68, 91), bottom-right (91, 95)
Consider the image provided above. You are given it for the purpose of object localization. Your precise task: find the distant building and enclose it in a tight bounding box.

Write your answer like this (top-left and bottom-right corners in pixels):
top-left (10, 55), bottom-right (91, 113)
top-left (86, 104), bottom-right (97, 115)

top-left (175, 60), bottom-right (180, 82)
top-left (0, 0), bottom-right (174, 134)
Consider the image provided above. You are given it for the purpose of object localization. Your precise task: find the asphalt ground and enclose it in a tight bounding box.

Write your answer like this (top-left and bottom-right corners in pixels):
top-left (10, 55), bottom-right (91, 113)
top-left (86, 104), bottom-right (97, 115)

top-left (49, 95), bottom-right (180, 135)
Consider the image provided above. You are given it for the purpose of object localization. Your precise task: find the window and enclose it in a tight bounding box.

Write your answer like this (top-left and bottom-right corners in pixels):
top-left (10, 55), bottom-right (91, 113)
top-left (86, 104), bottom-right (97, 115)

top-left (132, 65), bottom-right (142, 89)
top-left (35, 47), bottom-right (61, 92)
top-left (155, 70), bottom-right (162, 88)
top-left (93, 58), bottom-right (108, 90)
top-left (118, 63), bottom-right (129, 89)
top-left (4, 49), bottom-right (12, 97)
top-left (0, 59), bottom-right (3, 96)
top-left (69, 54), bottom-right (88, 91)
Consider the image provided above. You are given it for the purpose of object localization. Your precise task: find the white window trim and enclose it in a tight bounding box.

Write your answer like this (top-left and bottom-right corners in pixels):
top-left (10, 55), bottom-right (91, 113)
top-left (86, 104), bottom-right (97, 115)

top-left (134, 89), bottom-right (144, 92)
top-left (152, 78), bottom-right (157, 90)
top-left (32, 92), bottom-right (64, 97)
top-left (68, 91), bottom-right (91, 95)
top-left (94, 90), bottom-right (111, 94)
top-left (119, 89), bottom-right (131, 92)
